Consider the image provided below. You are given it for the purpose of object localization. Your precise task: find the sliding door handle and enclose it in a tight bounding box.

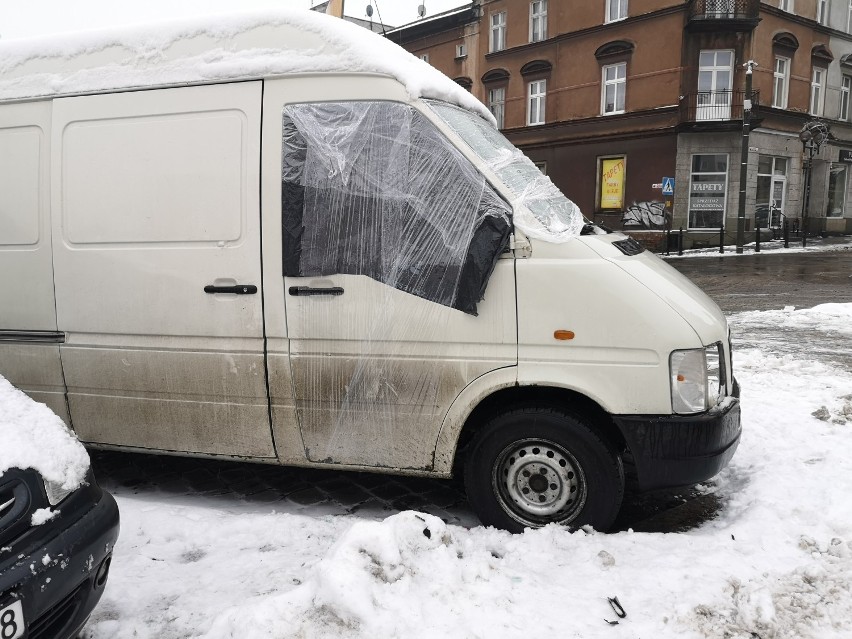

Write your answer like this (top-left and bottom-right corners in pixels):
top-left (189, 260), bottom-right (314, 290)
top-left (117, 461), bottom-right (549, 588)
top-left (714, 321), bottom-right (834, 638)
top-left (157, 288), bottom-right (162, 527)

top-left (204, 284), bottom-right (257, 295)
top-left (288, 286), bottom-right (344, 297)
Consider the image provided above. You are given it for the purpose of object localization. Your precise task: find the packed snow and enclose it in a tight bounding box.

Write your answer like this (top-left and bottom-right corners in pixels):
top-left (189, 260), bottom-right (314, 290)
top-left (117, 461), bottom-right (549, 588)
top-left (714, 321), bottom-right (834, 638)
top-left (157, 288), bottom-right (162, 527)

top-left (0, 374), bottom-right (89, 489)
top-left (0, 8), bottom-right (493, 123)
top-left (72, 303), bottom-right (852, 638)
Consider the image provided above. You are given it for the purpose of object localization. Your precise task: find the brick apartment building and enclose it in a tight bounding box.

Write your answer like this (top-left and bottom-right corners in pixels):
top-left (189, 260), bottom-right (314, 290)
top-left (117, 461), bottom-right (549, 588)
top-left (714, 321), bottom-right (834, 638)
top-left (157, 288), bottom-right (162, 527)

top-left (389, 0), bottom-right (852, 248)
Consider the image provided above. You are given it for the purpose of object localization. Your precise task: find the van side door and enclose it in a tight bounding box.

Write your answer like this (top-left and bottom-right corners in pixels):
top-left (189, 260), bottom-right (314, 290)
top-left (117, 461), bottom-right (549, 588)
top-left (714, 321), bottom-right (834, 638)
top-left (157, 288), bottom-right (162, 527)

top-left (51, 82), bottom-right (274, 458)
top-left (0, 101), bottom-right (68, 422)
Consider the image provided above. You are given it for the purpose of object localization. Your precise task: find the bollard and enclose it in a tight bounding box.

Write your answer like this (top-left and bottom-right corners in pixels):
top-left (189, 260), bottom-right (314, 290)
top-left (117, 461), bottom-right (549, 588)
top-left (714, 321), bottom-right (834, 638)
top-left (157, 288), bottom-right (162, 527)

top-left (719, 225), bottom-right (725, 254)
top-left (678, 227), bottom-right (684, 256)
top-left (783, 220), bottom-right (789, 248)
top-left (666, 228), bottom-right (670, 256)
top-left (755, 220), bottom-right (761, 253)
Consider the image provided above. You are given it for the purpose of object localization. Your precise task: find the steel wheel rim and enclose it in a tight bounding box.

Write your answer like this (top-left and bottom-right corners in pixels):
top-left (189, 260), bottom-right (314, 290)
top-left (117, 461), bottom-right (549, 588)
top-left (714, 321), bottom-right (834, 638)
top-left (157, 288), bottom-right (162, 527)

top-left (492, 438), bottom-right (587, 527)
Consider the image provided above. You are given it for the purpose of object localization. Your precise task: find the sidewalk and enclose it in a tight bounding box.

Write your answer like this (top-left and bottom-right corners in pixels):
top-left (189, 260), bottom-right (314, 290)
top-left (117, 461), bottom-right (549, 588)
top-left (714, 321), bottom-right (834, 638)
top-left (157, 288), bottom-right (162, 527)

top-left (661, 234), bottom-right (852, 259)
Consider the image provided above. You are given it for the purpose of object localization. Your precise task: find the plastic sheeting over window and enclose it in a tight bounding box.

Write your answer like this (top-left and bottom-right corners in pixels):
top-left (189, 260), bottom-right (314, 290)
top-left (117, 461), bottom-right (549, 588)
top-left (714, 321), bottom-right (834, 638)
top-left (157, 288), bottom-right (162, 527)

top-left (281, 101), bottom-right (512, 315)
top-left (428, 100), bottom-right (584, 242)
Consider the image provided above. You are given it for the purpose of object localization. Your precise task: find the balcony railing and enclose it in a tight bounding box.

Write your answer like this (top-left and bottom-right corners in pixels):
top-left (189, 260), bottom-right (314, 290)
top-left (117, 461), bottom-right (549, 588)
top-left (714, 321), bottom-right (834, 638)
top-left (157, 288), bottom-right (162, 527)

top-left (681, 89), bottom-right (760, 123)
top-left (687, 0), bottom-right (759, 29)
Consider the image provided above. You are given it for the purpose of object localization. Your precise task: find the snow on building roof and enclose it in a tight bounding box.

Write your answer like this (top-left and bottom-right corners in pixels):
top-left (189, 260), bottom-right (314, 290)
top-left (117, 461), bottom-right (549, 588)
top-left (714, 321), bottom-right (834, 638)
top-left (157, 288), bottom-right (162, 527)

top-left (0, 8), bottom-right (493, 122)
top-left (0, 374), bottom-right (89, 490)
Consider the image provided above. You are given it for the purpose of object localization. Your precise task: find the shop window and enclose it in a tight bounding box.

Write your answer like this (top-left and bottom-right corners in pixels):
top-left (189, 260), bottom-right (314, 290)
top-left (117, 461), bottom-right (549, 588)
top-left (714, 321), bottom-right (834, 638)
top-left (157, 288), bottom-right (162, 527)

top-left (688, 154), bottom-right (728, 229)
top-left (827, 164), bottom-right (848, 218)
top-left (756, 156), bottom-right (788, 228)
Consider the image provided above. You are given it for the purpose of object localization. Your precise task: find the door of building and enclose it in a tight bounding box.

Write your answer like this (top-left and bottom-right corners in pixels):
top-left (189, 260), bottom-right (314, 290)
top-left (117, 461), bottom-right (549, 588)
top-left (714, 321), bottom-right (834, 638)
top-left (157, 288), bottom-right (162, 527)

top-left (697, 50), bottom-right (734, 121)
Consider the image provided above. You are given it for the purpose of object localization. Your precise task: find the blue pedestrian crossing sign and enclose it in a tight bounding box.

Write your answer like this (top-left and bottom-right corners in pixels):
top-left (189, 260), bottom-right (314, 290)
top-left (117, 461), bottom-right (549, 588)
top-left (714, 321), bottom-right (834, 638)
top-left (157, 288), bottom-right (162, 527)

top-left (661, 177), bottom-right (675, 196)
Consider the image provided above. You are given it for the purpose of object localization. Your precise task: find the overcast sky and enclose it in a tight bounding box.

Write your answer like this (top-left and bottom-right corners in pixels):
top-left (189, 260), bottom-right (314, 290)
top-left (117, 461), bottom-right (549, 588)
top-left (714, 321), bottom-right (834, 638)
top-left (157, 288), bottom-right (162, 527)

top-left (0, 0), bottom-right (468, 39)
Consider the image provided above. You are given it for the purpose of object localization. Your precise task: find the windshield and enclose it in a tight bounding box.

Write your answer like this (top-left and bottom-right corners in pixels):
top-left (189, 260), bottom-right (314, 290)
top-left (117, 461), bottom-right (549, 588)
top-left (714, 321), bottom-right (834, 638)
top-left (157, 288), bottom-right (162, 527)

top-left (427, 100), bottom-right (584, 243)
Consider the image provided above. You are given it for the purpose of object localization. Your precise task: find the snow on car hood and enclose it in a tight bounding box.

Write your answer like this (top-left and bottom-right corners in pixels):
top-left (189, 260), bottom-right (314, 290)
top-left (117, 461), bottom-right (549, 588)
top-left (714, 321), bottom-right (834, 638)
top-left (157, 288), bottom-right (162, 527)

top-left (0, 374), bottom-right (90, 489)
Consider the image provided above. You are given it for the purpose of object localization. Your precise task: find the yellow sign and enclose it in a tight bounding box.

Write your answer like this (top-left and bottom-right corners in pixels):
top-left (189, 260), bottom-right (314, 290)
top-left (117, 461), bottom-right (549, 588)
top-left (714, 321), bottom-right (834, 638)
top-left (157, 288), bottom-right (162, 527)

top-left (600, 157), bottom-right (625, 210)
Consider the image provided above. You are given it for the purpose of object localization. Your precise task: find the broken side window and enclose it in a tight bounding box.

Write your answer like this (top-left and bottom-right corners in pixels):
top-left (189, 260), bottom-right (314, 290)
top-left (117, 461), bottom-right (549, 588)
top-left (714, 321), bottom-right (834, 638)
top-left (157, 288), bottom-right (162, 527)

top-left (281, 101), bottom-right (512, 315)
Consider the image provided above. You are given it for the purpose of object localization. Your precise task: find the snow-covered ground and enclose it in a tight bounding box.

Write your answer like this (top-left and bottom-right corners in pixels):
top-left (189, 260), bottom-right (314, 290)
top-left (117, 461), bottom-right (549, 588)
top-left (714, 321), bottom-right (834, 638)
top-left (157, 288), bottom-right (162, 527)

top-left (78, 303), bottom-right (852, 638)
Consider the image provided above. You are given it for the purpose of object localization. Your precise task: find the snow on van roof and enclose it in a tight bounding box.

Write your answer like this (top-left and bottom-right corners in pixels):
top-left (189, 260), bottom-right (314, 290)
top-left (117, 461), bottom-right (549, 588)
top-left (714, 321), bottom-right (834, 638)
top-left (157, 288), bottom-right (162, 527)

top-left (0, 374), bottom-right (90, 490)
top-left (0, 8), bottom-right (494, 123)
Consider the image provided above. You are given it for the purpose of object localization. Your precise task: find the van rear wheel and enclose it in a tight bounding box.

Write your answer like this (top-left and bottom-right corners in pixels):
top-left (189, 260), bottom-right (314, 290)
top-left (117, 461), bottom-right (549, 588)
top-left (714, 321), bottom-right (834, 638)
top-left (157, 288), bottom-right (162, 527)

top-left (464, 407), bottom-right (624, 533)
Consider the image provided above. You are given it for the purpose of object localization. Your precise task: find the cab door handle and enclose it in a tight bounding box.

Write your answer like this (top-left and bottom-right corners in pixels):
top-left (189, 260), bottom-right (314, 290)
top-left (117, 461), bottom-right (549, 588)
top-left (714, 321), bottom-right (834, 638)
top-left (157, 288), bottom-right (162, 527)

top-left (204, 284), bottom-right (257, 294)
top-left (288, 286), bottom-right (344, 296)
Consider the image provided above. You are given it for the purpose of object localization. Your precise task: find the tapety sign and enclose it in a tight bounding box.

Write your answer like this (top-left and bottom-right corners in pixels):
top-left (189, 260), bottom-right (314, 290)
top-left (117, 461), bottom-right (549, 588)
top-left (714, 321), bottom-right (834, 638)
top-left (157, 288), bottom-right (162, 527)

top-left (599, 157), bottom-right (625, 209)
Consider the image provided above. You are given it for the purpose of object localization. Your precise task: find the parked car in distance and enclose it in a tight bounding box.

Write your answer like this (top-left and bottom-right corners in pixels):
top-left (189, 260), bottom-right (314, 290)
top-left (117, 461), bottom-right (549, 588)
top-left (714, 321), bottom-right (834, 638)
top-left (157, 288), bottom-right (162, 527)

top-left (1, 376), bottom-right (119, 639)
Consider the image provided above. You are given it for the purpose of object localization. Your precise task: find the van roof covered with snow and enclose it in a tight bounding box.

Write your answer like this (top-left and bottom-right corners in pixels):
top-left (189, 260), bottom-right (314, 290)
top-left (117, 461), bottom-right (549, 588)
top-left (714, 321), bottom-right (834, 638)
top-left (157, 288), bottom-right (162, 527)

top-left (0, 8), bottom-right (492, 122)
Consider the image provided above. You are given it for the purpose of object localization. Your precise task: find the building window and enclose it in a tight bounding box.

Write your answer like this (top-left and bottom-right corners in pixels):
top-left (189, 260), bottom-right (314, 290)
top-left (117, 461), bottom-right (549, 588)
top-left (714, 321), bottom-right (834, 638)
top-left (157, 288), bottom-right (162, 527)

top-left (606, 0), bottom-right (628, 22)
top-left (527, 79), bottom-right (546, 126)
top-left (827, 164), bottom-right (848, 217)
top-left (530, 1), bottom-right (548, 42)
top-left (848, 0), bottom-right (852, 30)
top-left (756, 156), bottom-right (788, 229)
top-left (489, 87), bottom-right (506, 129)
top-left (811, 67), bottom-right (825, 116)
top-left (490, 12), bottom-right (507, 52)
top-left (688, 154), bottom-right (728, 229)
top-left (418, 53), bottom-right (429, 63)
top-left (818, 0), bottom-right (829, 24)
top-left (773, 56), bottom-right (790, 109)
top-left (697, 50), bottom-right (735, 120)
top-left (779, 0), bottom-right (793, 11)
top-left (602, 63), bottom-right (626, 114)
top-left (534, 161), bottom-right (547, 174)
top-left (843, 76), bottom-right (852, 120)
top-left (455, 43), bottom-right (467, 58)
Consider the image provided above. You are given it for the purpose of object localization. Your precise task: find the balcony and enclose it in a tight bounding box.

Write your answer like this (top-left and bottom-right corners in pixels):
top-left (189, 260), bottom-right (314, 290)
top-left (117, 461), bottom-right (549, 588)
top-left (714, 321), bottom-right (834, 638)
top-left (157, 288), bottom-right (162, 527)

top-left (686, 0), bottom-right (760, 31)
top-left (680, 89), bottom-right (760, 125)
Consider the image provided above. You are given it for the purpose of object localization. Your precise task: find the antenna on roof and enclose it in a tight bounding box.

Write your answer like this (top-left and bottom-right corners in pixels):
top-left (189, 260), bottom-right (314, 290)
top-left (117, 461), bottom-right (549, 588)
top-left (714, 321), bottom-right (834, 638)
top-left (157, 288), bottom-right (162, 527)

top-left (373, 0), bottom-right (388, 36)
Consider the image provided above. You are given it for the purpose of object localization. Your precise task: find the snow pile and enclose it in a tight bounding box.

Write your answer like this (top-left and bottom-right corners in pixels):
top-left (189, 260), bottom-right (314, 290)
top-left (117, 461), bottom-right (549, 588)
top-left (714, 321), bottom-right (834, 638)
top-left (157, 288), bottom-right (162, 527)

top-left (733, 303), bottom-right (852, 339)
top-left (0, 374), bottom-right (89, 488)
top-left (0, 9), bottom-right (492, 123)
top-left (83, 304), bottom-right (852, 638)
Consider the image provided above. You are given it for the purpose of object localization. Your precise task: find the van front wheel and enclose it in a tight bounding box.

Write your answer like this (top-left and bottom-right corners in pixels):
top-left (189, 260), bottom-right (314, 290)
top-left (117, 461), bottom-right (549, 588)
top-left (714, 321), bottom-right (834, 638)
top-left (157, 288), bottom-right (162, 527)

top-left (464, 407), bottom-right (624, 533)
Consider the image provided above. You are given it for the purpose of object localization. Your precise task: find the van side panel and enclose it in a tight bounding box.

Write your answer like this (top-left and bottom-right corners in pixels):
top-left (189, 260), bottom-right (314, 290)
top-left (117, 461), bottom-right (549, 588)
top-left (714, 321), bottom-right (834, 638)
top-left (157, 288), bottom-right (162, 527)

top-left (0, 101), bottom-right (69, 423)
top-left (51, 82), bottom-right (275, 458)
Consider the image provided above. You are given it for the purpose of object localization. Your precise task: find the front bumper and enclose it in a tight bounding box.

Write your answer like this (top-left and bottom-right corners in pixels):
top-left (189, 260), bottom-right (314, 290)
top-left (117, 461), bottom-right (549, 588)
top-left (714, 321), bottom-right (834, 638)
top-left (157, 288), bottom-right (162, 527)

top-left (613, 397), bottom-right (741, 491)
top-left (0, 484), bottom-right (119, 639)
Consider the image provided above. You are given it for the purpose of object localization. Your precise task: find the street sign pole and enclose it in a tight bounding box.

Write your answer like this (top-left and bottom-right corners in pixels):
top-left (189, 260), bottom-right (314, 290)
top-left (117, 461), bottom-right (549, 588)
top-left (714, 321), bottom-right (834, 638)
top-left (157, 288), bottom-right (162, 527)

top-left (736, 61), bottom-right (756, 254)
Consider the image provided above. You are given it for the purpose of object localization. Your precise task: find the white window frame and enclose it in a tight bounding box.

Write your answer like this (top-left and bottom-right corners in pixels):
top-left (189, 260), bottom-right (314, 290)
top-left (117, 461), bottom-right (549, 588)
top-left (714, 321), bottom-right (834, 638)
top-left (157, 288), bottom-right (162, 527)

top-left (527, 79), bottom-right (547, 126)
top-left (818, 0), bottom-right (829, 24)
top-left (773, 56), bottom-right (790, 109)
top-left (606, 0), bottom-right (628, 22)
top-left (779, 0), bottom-right (793, 11)
top-left (418, 53), bottom-right (429, 63)
top-left (455, 43), bottom-right (467, 59)
top-left (811, 67), bottom-right (826, 116)
top-left (489, 86), bottom-right (506, 129)
top-left (848, 0), bottom-right (852, 30)
top-left (842, 76), bottom-right (852, 121)
top-left (530, 0), bottom-right (548, 42)
top-left (601, 62), bottom-right (627, 115)
top-left (490, 11), bottom-right (507, 53)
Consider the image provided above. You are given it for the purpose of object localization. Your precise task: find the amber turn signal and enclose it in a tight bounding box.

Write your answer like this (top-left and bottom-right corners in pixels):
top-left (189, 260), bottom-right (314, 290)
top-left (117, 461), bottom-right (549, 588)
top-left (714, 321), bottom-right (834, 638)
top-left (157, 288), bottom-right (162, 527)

top-left (553, 330), bottom-right (575, 341)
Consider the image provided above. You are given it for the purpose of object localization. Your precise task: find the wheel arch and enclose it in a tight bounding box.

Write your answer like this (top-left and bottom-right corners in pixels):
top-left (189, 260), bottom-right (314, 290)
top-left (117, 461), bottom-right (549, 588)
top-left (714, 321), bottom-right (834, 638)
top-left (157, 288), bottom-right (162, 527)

top-left (433, 377), bottom-right (627, 476)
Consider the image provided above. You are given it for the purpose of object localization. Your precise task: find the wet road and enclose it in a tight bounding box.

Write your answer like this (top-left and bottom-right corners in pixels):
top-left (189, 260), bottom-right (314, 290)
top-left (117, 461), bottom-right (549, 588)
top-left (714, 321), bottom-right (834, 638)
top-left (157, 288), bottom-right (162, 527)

top-left (667, 247), bottom-right (852, 313)
top-left (90, 243), bottom-right (852, 534)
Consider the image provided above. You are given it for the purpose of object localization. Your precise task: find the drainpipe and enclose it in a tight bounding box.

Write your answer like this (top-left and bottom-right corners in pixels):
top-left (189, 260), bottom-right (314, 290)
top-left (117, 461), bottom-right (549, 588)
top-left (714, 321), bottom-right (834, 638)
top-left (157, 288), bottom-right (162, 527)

top-left (736, 61), bottom-right (756, 254)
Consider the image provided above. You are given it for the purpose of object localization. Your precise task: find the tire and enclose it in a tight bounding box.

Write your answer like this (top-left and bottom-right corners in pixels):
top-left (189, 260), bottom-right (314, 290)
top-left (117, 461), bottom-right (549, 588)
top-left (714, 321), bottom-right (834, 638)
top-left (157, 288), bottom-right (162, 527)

top-left (464, 406), bottom-right (624, 533)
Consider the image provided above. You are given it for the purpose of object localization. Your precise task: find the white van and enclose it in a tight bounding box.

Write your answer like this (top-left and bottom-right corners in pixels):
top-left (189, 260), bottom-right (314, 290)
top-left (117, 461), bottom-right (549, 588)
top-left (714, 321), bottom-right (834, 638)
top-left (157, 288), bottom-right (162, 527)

top-left (0, 10), bottom-right (739, 532)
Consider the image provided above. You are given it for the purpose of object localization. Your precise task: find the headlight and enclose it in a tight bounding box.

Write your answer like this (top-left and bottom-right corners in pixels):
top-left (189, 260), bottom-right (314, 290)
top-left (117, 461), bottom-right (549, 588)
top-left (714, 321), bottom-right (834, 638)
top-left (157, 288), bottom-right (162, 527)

top-left (43, 479), bottom-right (76, 506)
top-left (670, 343), bottom-right (724, 414)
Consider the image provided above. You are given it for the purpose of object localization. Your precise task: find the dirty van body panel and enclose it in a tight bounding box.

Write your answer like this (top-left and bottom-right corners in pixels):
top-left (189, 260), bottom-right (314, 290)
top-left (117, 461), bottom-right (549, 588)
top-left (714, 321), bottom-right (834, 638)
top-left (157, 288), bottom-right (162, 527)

top-left (51, 82), bottom-right (275, 458)
top-left (0, 101), bottom-right (69, 422)
top-left (261, 76), bottom-right (517, 470)
top-left (284, 266), bottom-right (516, 470)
